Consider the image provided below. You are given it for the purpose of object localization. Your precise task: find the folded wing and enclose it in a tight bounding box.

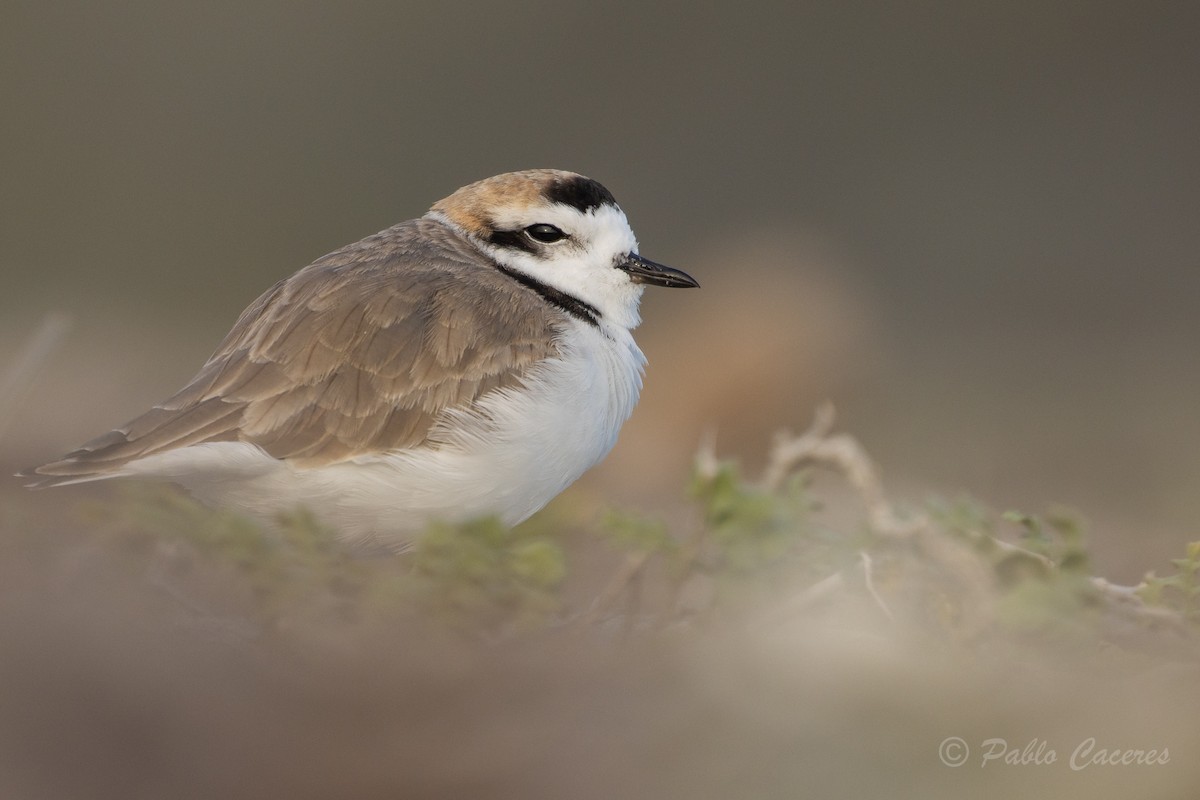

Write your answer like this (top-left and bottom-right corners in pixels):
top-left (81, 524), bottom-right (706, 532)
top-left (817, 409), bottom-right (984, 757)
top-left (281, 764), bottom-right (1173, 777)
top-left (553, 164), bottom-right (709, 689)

top-left (23, 218), bottom-right (561, 486)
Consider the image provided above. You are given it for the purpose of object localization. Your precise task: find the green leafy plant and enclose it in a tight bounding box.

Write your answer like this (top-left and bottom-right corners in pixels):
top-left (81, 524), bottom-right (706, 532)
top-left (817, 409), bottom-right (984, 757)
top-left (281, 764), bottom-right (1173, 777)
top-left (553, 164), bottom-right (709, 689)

top-left (406, 516), bottom-right (565, 632)
top-left (1139, 540), bottom-right (1200, 620)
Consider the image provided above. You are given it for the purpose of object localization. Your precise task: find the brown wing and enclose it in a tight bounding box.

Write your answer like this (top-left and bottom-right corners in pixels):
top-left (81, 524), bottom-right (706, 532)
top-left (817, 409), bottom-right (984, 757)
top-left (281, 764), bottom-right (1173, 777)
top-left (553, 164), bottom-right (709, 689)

top-left (25, 218), bottom-right (563, 485)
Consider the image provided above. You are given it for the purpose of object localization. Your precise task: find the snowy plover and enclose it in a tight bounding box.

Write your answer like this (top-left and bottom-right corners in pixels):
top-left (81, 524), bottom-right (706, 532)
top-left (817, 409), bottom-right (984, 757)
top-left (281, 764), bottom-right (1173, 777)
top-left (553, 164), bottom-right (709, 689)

top-left (22, 170), bottom-right (698, 547)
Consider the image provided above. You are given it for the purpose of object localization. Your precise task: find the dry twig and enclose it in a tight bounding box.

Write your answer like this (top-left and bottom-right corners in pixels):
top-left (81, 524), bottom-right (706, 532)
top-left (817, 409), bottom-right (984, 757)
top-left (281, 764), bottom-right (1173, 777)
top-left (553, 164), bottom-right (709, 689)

top-left (0, 312), bottom-right (72, 444)
top-left (763, 403), bottom-right (921, 538)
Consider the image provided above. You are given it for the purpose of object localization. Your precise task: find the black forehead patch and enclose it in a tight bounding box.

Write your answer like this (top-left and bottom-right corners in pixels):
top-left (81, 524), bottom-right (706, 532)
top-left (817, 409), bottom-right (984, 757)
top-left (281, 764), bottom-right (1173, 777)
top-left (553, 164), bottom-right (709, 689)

top-left (545, 176), bottom-right (617, 213)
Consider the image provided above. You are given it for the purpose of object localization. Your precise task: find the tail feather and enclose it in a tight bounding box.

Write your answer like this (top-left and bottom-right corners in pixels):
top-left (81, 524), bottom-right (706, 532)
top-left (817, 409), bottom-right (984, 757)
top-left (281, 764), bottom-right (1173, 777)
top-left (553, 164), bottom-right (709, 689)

top-left (18, 467), bottom-right (130, 490)
top-left (19, 397), bottom-right (245, 489)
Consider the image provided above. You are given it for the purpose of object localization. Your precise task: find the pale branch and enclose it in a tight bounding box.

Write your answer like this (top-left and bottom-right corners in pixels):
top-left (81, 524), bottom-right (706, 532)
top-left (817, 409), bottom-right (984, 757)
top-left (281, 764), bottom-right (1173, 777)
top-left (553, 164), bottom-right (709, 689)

top-left (0, 311), bottom-right (72, 445)
top-left (860, 550), bottom-right (894, 621)
top-left (763, 403), bottom-right (921, 539)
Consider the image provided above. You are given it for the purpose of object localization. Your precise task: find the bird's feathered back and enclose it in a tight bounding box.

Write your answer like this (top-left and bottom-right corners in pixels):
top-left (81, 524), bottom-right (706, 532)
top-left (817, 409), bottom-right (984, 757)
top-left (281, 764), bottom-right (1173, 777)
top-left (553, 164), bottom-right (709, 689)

top-left (23, 217), bottom-right (563, 486)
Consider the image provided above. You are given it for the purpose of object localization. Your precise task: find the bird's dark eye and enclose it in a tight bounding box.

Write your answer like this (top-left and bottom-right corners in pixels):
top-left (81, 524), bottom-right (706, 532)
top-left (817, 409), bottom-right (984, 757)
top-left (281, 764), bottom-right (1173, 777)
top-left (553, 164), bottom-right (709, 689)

top-left (524, 224), bottom-right (567, 244)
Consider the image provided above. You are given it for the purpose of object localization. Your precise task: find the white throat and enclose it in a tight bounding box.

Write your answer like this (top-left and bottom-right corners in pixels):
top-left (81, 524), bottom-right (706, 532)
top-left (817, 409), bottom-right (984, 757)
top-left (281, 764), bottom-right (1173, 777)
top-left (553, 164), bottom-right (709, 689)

top-left (434, 204), bottom-right (648, 331)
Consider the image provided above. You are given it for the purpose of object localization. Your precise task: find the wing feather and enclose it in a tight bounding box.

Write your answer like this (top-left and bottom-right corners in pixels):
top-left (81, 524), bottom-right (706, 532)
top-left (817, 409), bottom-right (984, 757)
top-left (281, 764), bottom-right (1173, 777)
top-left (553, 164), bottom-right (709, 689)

top-left (24, 218), bottom-right (563, 486)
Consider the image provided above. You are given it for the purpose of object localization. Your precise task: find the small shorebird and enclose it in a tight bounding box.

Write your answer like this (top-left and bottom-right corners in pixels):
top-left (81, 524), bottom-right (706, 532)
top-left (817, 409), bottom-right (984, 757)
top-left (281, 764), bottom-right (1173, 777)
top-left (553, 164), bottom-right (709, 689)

top-left (22, 169), bottom-right (699, 547)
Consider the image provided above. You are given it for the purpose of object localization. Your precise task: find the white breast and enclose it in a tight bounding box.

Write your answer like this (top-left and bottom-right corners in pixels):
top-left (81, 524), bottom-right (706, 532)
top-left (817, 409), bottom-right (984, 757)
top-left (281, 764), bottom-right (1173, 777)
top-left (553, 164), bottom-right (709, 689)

top-left (126, 320), bottom-right (647, 549)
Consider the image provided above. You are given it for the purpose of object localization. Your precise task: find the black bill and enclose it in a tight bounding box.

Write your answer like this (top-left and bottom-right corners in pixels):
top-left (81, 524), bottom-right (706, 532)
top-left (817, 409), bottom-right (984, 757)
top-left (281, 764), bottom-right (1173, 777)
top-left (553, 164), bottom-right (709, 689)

top-left (618, 253), bottom-right (700, 288)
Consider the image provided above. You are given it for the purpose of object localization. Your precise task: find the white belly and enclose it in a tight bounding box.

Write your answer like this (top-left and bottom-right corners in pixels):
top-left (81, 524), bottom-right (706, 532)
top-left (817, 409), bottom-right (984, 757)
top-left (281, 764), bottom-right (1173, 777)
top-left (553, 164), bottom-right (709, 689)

top-left (126, 322), bottom-right (646, 549)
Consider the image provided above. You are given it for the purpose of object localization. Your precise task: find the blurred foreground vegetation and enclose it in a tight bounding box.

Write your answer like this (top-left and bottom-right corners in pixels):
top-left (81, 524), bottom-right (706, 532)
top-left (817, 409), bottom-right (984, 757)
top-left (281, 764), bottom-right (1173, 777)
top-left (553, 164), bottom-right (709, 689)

top-left (76, 407), bottom-right (1200, 653)
top-left (3, 408), bottom-right (1199, 799)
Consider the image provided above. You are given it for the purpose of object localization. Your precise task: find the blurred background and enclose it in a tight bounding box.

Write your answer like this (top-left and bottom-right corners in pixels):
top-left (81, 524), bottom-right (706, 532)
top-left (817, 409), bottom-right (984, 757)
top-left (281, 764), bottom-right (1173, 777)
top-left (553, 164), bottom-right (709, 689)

top-left (6, 1), bottom-right (1198, 578)
top-left (2, 3), bottom-right (1200, 796)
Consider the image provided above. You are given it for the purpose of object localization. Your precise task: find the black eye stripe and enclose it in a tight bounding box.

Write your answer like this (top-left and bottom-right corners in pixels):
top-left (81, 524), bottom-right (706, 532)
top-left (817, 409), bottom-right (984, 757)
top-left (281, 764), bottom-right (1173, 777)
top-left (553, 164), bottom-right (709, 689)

top-left (487, 225), bottom-right (569, 252)
top-left (487, 229), bottom-right (537, 253)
